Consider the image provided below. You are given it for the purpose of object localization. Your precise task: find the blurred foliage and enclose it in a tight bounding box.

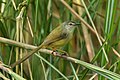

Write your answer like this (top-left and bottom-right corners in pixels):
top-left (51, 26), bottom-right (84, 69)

top-left (0, 0), bottom-right (120, 80)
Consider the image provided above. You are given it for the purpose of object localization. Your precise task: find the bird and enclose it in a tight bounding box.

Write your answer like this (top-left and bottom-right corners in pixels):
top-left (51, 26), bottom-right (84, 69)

top-left (41, 21), bottom-right (78, 49)
top-left (11, 21), bottom-right (79, 68)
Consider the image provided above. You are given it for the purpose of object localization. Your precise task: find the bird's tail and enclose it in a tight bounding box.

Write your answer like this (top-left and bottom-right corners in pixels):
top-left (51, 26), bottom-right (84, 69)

top-left (11, 44), bottom-right (43, 68)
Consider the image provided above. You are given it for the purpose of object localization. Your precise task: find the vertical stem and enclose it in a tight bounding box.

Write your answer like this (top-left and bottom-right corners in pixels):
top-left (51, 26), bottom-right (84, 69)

top-left (16, 16), bottom-right (20, 74)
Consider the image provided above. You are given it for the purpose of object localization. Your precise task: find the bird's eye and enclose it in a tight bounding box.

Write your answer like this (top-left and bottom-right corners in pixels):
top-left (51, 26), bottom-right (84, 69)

top-left (69, 23), bottom-right (73, 25)
top-left (68, 22), bottom-right (74, 26)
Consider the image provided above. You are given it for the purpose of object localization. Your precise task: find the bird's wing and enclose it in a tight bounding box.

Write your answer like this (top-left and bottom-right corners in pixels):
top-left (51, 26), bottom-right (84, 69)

top-left (42, 26), bottom-right (68, 46)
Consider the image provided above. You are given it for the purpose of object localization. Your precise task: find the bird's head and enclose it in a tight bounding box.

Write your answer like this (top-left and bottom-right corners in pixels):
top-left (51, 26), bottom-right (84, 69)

top-left (62, 21), bottom-right (80, 32)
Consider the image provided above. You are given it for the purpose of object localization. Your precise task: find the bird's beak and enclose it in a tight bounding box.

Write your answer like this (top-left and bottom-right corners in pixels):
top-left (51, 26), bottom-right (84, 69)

top-left (75, 23), bottom-right (80, 25)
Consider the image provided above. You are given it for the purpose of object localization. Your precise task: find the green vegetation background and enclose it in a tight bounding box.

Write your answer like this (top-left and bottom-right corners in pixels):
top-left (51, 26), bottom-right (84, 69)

top-left (0, 0), bottom-right (120, 80)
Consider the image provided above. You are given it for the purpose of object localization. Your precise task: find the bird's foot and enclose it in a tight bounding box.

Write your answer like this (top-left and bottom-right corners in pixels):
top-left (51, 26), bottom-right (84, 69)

top-left (51, 51), bottom-right (59, 56)
top-left (51, 50), bottom-right (68, 57)
top-left (61, 52), bottom-right (69, 57)
top-left (57, 50), bottom-right (69, 56)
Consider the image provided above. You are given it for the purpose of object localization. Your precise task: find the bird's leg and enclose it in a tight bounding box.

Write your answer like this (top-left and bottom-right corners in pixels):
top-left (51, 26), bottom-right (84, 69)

top-left (51, 48), bottom-right (59, 56)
